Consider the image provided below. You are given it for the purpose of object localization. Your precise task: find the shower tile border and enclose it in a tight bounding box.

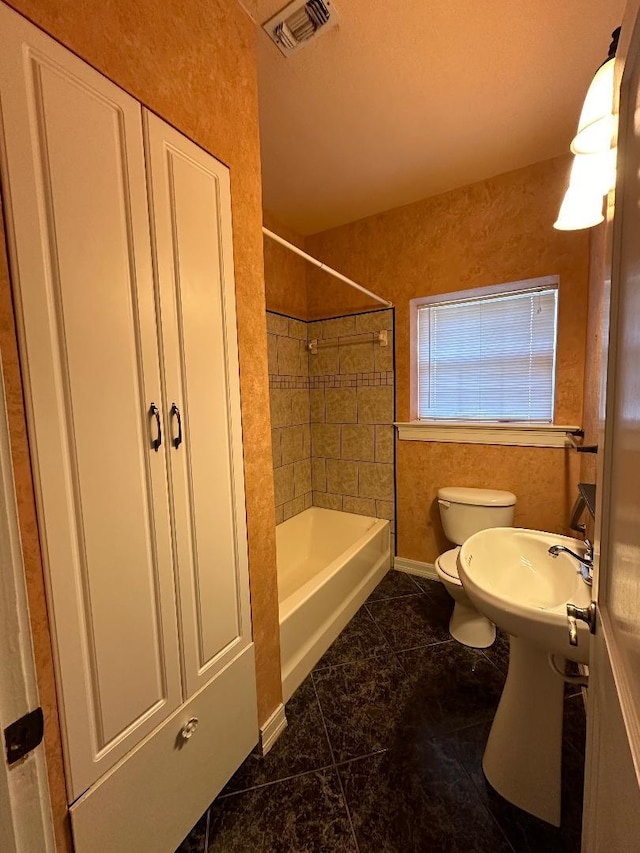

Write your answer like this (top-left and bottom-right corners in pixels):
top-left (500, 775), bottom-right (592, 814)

top-left (269, 371), bottom-right (394, 390)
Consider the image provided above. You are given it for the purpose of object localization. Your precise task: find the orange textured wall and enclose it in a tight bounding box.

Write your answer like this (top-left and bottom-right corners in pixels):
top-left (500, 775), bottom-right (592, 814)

top-left (264, 211), bottom-right (308, 319)
top-left (578, 222), bottom-right (608, 542)
top-left (1, 1), bottom-right (281, 844)
top-left (306, 156), bottom-right (589, 562)
top-left (581, 224), bottom-right (607, 487)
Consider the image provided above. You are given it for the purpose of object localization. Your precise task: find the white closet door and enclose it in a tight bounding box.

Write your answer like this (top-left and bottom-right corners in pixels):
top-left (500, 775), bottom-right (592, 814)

top-left (0, 5), bottom-right (182, 798)
top-left (144, 112), bottom-right (253, 696)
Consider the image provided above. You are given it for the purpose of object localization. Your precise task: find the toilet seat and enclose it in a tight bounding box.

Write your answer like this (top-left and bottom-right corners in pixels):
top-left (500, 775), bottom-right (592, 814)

top-left (435, 547), bottom-right (461, 584)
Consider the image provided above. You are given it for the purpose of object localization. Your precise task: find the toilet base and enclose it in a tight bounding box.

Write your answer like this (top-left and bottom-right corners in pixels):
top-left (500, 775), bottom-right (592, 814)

top-left (435, 556), bottom-right (496, 649)
top-left (449, 600), bottom-right (496, 648)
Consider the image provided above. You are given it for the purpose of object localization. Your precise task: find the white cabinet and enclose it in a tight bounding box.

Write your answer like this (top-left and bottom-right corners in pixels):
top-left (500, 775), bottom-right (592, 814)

top-left (0, 4), bottom-right (257, 851)
top-left (144, 114), bottom-right (253, 698)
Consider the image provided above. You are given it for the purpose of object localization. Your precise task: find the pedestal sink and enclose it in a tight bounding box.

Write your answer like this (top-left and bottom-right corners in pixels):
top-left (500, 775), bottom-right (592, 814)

top-left (458, 528), bottom-right (592, 826)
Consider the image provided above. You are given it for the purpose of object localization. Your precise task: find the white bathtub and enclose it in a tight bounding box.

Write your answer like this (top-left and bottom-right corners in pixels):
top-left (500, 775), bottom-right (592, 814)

top-left (277, 507), bottom-right (391, 701)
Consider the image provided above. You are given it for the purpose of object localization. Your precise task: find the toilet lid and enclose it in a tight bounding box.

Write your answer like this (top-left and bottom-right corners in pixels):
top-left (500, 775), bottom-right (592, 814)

top-left (436, 547), bottom-right (461, 581)
top-left (437, 486), bottom-right (516, 507)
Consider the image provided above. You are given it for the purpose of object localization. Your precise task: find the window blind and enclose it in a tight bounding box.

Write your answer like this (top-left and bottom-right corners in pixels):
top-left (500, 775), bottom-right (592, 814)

top-left (417, 286), bottom-right (558, 422)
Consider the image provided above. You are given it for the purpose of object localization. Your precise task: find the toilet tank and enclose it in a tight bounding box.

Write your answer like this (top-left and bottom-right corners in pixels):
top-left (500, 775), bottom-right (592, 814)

top-left (437, 486), bottom-right (516, 545)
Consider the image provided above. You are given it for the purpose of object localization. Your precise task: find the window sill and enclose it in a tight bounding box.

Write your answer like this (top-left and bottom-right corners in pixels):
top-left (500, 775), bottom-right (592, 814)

top-left (395, 421), bottom-right (581, 448)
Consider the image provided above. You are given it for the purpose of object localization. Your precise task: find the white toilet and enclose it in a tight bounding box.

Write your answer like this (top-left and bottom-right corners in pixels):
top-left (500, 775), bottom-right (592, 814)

top-left (435, 486), bottom-right (517, 648)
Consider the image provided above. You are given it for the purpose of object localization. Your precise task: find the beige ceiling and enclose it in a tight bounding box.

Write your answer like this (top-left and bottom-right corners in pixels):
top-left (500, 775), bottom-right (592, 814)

top-left (253, 0), bottom-right (625, 235)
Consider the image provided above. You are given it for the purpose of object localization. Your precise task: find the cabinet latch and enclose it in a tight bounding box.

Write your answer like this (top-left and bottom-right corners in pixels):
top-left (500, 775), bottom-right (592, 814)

top-left (4, 707), bottom-right (44, 765)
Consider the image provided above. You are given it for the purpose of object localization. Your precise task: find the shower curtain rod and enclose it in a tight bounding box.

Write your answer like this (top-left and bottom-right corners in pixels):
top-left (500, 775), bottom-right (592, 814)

top-left (262, 227), bottom-right (393, 309)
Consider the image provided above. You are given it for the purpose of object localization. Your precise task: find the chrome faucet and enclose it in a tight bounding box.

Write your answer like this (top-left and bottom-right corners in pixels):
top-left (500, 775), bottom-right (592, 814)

top-left (548, 539), bottom-right (593, 586)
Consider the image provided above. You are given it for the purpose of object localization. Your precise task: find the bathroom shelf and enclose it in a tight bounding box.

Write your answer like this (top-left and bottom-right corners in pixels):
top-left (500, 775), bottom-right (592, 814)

top-left (578, 483), bottom-right (596, 518)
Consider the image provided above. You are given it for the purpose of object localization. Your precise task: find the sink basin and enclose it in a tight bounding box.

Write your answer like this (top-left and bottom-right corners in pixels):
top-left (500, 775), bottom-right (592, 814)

top-left (457, 527), bottom-right (592, 827)
top-left (459, 527), bottom-right (592, 664)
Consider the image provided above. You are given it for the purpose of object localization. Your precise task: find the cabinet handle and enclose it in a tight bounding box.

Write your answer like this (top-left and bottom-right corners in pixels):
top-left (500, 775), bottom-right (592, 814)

top-left (149, 402), bottom-right (162, 451)
top-left (179, 717), bottom-right (199, 741)
top-left (171, 403), bottom-right (183, 449)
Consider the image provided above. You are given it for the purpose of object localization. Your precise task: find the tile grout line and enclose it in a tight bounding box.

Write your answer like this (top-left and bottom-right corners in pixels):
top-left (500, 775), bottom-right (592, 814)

top-left (430, 714), bottom-right (499, 738)
top-left (362, 601), bottom-right (394, 649)
top-left (311, 673), bottom-right (362, 853)
top-left (450, 743), bottom-right (518, 853)
top-left (202, 808), bottom-right (210, 853)
top-left (368, 591), bottom-right (428, 603)
top-left (407, 574), bottom-right (427, 593)
top-left (478, 647), bottom-right (509, 678)
top-left (364, 598), bottom-right (458, 665)
top-left (314, 648), bottom-right (393, 673)
top-left (388, 637), bottom-right (456, 656)
top-left (370, 585), bottom-right (499, 660)
top-left (365, 590), bottom-right (425, 604)
top-left (216, 761), bottom-right (337, 799)
top-left (332, 748), bottom-right (390, 771)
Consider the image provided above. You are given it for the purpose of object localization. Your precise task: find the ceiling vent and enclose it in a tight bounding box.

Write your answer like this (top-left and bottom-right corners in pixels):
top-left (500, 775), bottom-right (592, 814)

top-left (263, 0), bottom-right (338, 56)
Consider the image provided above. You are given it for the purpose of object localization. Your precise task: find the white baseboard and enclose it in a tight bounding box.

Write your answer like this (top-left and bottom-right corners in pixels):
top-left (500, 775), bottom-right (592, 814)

top-left (393, 556), bottom-right (439, 581)
top-left (259, 704), bottom-right (287, 756)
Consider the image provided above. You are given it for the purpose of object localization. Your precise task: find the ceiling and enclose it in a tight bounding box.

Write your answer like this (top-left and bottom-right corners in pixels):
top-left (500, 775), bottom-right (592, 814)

top-left (252, 0), bottom-right (625, 235)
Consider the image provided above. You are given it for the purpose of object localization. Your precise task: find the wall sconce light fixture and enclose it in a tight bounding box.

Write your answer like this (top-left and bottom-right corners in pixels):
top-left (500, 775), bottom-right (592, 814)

top-left (554, 27), bottom-right (621, 231)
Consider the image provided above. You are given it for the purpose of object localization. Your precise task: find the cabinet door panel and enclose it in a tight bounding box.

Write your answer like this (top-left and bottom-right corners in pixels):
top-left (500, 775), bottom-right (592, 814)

top-left (144, 113), bottom-right (252, 696)
top-left (0, 6), bottom-right (182, 798)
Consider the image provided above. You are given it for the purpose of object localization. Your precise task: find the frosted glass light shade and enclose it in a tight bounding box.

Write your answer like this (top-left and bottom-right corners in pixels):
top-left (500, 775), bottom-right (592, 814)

top-left (570, 149), bottom-right (616, 196)
top-left (571, 58), bottom-right (615, 154)
top-left (553, 187), bottom-right (604, 230)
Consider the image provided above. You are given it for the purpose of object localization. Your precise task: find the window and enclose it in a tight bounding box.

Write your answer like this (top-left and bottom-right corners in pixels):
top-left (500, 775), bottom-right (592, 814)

top-left (414, 277), bottom-right (558, 423)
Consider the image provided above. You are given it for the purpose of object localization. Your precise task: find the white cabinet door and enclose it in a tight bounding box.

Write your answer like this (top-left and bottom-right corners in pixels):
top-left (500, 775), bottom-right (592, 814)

top-left (0, 5), bottom-right (182, 799)
top-left (144, 113), bottom-right (253, 696)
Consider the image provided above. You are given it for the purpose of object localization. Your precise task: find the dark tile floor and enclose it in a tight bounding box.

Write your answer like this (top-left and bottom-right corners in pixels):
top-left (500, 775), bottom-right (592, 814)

top-left (176, 570), bottom-right (586, 853)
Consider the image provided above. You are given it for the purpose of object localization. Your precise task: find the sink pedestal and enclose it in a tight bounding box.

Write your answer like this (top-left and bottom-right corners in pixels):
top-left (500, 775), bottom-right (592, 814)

top-left (482, 635), bottom-right (565, 826)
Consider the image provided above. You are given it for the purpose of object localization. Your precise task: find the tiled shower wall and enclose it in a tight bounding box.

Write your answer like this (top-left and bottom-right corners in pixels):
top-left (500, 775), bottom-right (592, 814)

top-left (308, 310), bottom-right (395, 549)
top-left (268, 309), bottom-right (395, 546)
top-left (267, 312), bottom-right (312, 523)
